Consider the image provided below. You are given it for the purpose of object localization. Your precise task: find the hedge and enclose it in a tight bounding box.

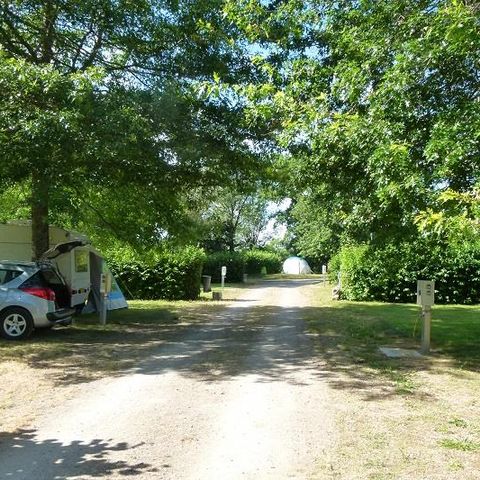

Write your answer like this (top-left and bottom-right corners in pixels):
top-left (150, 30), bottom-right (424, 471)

top-left (329, 241), bottom-right (480, 304)
top-left (202, 252), bottom-right (245, 283)
top-left (243, 249), bottom-right (283, 275)
top-left (105, 246), bottom-right (286, 297)
top-left (107, 246), bottom-right (205, 300)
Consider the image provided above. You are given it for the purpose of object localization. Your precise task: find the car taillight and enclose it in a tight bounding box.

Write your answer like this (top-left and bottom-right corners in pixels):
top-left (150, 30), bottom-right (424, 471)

top-left (20, 286), bottom-right (56, 302)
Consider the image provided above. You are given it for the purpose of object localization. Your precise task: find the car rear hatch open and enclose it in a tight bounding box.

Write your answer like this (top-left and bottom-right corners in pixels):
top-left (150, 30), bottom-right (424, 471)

top-left (41, 240), bottom-right (87, 260)
top-left (40, 240), bottom-right (92, 309)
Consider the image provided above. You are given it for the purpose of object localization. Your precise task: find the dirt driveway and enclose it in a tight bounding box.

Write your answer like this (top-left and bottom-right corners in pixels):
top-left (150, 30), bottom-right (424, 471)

top-left (0, 280), bottom-right (335, 479)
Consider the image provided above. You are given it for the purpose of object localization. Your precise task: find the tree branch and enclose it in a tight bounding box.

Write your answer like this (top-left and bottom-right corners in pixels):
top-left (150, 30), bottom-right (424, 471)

top-left (68, 23), bottom-right (94, 71)
top-left (1, 7), bottom-right (38, 60)
top-left (41, 0), bottom-right (57, 62)
top-left (79, 28), bottom-right (104, 70)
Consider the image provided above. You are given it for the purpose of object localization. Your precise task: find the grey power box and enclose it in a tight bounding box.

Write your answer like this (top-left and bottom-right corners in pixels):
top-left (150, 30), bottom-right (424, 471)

top-left (417, 280), bottom-right (435, 306)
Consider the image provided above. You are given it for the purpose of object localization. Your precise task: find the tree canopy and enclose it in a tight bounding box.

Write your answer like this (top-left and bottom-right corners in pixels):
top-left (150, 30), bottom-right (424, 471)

top-left (226, 0), bottom-right (479, 261)
top-left (1, 0), bottom-right (479, 276)
top-left (0, 0), bottom-right (267, 257)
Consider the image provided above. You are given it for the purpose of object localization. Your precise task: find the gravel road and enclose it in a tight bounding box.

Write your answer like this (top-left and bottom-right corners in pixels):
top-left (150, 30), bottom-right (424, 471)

top-left (0, 279), bottom-right (333, 480)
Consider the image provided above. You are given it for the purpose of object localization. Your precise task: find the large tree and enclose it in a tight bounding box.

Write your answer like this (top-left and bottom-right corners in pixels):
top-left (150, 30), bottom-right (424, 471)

top-left (197, 187), bottom-right (272, 252)
top-left (227, 0), bottom-right (480, 259)
top-left (0, 0), bottom-right (260, 258)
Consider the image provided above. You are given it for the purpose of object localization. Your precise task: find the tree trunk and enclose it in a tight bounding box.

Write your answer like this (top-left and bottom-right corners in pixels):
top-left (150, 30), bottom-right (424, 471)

top-left (226, 223), bottom-right (236, 253)
top-left (31, 168), bottom-right (50, 260)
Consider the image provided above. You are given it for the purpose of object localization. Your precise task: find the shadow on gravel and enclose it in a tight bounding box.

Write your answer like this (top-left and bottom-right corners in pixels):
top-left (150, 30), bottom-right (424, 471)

top-left (0, 429), bottom-right (156, 479)
top-left (1, 280), bottom-right (478, 400)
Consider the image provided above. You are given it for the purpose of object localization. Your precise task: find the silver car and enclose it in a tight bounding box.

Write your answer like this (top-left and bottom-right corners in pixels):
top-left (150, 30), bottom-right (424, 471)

top-left (0, 261), bottom-right (76, 340)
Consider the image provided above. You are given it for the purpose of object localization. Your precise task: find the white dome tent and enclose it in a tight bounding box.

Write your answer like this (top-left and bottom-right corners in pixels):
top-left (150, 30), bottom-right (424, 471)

top-left (282, 256), bottom-right (312, 275)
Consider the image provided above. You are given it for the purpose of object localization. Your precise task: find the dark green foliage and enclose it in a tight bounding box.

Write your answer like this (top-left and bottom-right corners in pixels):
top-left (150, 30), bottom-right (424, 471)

top-left (233, 1), bottom-right (480, 267)
top-left (203, 249), bottom-right (283, 281)
top-left (243, 249), bottom-right (283, 275)
top-left (331, 242), bottom-right (480, 305)
top-left (302, 257), bottom-right (325, 275)
top-left (0, 0), bottom-right (266, 256)
top-left (203, 252), bottom-right (245, 283)
top-left (108, 247), bottom-right (205, 301)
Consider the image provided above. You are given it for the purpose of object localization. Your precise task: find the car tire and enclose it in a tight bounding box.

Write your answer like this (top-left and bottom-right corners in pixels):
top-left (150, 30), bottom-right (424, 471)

top-left (0, 308), bottom-right (34, 340)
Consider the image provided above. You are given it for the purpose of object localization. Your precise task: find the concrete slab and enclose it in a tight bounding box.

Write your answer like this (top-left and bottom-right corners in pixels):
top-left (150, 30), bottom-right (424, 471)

top-left (379, 347), bottom-right (423, 358)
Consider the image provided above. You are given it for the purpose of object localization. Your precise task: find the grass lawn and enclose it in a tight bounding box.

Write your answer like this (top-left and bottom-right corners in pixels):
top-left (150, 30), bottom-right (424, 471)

top-left (303, 288), bottom-right (480, 371)
top-left (302, 283), bottom-right (480, 479)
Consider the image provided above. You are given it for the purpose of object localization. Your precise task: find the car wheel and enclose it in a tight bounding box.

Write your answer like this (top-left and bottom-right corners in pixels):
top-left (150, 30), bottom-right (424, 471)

top-left (0, 308), bottom-right (34, 340)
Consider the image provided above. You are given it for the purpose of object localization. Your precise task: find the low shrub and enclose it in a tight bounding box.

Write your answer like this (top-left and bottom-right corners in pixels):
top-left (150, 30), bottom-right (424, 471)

top-left (107, 246), bottom-right (205, 300)
top-left (243, 249), bottom-right (283, 275)
top-left (203, 251), bottom-right (245, 283)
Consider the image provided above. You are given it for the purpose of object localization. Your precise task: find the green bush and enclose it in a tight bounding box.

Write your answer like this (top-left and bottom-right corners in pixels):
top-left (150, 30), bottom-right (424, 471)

top-left (243, 249), bottom-right (283, 275)
top-left (203, 252), bottom-right (245, 283)
top-left (337, 244), bottom-right (369, 298)
top-left (332, 241), bottom-right (480, 304)
top-left (107, 246), bottom-right (205, 300)
top-left (327, 252), bottom-right (341, 283)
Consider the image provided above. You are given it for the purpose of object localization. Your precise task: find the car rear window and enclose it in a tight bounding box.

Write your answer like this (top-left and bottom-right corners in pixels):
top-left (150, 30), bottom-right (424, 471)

top-left (19, 272), bottom-right (47, 289)
top-left (40, 268), bottom-right (65, 286)
top-left (0, 269), bottom-right (23, 285)
top-left (19, 269), bottom-right (65, 288)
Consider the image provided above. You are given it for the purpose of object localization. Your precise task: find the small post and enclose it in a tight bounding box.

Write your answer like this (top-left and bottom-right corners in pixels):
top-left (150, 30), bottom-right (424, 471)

top-left (99, 272), bottom-right (112, 326)
top-left (221, 266), bottom-right (227, 298)
top-left (417, 280), bottom-right (435, 355)
top-left (421, 305), bottom-right (432, 354)
top-left (100, 293), bottom-right (107, 326)
top-left (322, 265), bottom-right (327, 286)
